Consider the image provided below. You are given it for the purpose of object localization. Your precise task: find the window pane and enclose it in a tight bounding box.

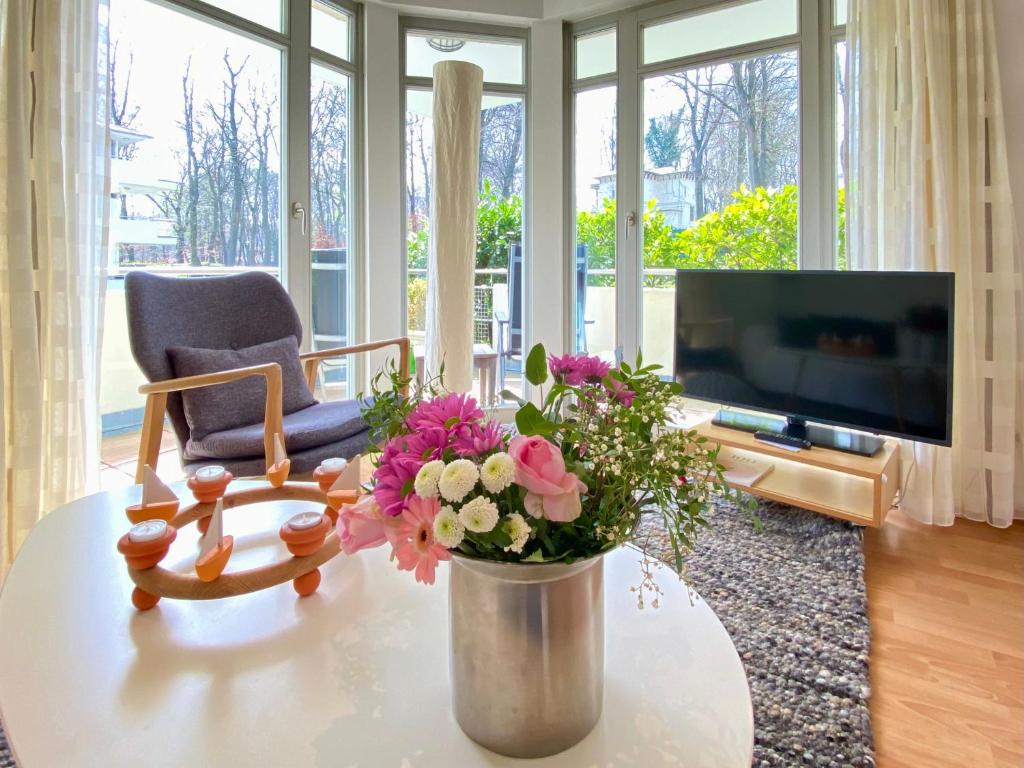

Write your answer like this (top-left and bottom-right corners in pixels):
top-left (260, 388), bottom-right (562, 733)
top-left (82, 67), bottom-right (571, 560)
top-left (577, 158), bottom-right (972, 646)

top-left (641, 50), bottom-right (800, 370)
top-left (835, 40), bottom-right (848, 268)
top-left (405, 90), bottom-right (526, 402)
top-left (405, 32), bottom-right (524, 85)
top-left (310, 64), bottom-right (354, 398)
top-left (576, 28), bottom-right (616, 80)
top-left (834, 0), bottom-right (848, 26)
top-left (643, 0), bottom-right (797, 66)
top-left (103, 0), bottom-right (282, 436)
top-left (573, 86), bottom-right (617, 358)
top-left (203, 0), bottom-right (282, 32)
top-left (312, 1), bottom-right (350, 61)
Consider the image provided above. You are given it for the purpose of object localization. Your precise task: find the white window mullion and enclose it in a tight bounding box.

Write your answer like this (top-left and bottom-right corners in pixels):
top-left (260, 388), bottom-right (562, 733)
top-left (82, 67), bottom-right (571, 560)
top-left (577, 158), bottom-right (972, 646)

top-left (616, 10), bottom-right (642, 363)
top-left (286, 0), bottom-right (313, 348)
top-left (798, 0), bottom-right (830, 269)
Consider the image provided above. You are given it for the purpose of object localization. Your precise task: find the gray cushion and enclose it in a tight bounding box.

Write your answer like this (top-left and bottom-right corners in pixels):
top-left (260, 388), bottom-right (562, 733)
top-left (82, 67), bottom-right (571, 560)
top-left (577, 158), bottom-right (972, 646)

top-left (125, 271), bottom-right (304, 450)
top-left (185, 398), bottom-right (367, 460)
top-left (168, 336), bottom-right (317, 440)
top-left (187, 430), bottom-right (371, 478)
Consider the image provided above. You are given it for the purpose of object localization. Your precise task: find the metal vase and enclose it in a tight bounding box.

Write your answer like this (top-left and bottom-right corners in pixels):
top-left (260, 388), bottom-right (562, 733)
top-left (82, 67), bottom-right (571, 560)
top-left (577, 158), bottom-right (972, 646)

top-left (448, 552), bottom-right (605, 758)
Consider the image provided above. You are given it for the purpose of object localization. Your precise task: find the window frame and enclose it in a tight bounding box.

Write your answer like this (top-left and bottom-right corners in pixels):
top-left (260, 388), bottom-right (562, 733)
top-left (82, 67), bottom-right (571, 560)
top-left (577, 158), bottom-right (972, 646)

top-left (141, 0), bottom-right (363, 369)
top-left (397, 17), bottom-right (531, 363)
top-left (567, 0), bottom-right (846, 362)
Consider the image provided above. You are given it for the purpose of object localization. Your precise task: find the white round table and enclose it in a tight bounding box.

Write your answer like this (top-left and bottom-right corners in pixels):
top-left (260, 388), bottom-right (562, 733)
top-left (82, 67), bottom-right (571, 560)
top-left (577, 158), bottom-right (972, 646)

top-left (0, 484), bottom-right (753, 767)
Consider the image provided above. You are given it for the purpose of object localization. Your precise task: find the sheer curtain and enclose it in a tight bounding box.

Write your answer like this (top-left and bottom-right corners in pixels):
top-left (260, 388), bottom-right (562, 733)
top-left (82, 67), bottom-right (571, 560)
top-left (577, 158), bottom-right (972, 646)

top-left (847, 0), bottom-right (1024, 526)
top-left (0, 0), bottom-right (110, 576)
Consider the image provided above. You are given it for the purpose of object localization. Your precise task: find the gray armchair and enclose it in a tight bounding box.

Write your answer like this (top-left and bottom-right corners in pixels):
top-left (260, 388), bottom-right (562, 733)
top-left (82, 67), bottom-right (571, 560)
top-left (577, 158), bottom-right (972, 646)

top-left (125, 271), bottom-right (409, 481)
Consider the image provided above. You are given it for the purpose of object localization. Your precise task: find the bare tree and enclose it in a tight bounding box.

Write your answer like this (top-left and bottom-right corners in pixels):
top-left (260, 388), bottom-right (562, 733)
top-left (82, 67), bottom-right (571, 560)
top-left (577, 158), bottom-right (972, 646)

top-left (310, 78), bottom-right (349, 250)
top-left (109, 41), bottom-right (141, 159)
top-left (479, 102), bottom-right (524, 198)
top-left (667, 67), bottom-right (726, 218)
top-left (207, 53), bottom-right (249, 266)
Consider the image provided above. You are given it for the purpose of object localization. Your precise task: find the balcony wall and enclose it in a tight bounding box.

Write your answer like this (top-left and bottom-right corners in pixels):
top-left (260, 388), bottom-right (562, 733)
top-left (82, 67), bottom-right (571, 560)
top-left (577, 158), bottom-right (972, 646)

top-left (584, 286), bottom-right (675, 372)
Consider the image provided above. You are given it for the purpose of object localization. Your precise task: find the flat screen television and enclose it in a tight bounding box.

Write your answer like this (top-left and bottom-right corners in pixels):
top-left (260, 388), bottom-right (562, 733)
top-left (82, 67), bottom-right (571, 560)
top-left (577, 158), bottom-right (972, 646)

top-left (674, 270), bottom-right (954, 455)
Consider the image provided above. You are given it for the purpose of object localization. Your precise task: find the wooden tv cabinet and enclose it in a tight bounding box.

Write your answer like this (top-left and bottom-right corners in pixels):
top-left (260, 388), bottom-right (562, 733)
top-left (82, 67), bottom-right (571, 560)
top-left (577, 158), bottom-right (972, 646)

top-left (693, 419), bottom-right (900, 527)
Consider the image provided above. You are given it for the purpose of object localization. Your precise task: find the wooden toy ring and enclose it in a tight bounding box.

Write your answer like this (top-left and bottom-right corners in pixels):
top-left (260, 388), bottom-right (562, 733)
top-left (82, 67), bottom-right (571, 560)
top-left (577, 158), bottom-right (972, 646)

top-left (122, 482), bottom-right (344, 605)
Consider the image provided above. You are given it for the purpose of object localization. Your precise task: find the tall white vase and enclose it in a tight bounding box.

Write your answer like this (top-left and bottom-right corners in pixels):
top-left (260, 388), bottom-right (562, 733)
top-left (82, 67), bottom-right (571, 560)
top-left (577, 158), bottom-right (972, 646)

top-left (424, 60), bottom-right (483, 394)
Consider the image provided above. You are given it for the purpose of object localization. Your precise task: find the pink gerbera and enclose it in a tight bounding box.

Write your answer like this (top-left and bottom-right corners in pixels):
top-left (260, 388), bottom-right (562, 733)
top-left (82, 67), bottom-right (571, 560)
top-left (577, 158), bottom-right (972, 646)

top-left (406, 392), bottom-right (484, 432)
top-left (393, 494), bottom-right (451, 585)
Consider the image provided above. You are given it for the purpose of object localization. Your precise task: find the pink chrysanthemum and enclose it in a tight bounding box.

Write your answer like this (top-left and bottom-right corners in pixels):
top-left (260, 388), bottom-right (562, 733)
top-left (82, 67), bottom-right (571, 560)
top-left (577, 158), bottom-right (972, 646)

top-left (452, 420), bottom-right (505, 457)
top-left (582, 356), bottom-right (611, 382)
top-left (393, 494), bottom-right (451, 585)
top-left (373, 426), bottom-right (449, 516)
top-left (406, 392), bottom-right (484, 432)
top-left (605, 377), bottom-right (636, 406)
top-left (548, 353), bottom-right (586, 386)
top-left (549, 353), bottom-right (612, 386)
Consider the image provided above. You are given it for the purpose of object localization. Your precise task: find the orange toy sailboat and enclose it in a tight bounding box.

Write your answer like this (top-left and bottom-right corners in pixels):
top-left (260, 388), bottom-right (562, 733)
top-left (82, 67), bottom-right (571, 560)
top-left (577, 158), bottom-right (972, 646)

top-left (195, 498), bottom-right (233, 582)
top-left (125, 466), bottom-right (180, 525)
top-left (325, 469), bottom-right (360, 523)
top-left (266, 432), bottom-right (291, 488)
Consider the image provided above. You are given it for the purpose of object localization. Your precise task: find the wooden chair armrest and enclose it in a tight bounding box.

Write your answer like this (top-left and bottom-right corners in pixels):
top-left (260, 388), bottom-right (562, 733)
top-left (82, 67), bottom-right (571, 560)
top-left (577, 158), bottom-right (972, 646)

top-left (300, 337), bottom-right (411, 396)
top-left (134, 362), bottom-right (285, 483)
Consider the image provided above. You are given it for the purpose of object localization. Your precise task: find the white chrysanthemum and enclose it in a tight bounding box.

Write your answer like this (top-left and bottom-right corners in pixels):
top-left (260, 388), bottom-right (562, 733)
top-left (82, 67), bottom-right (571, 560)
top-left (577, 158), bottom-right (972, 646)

top-left (432, 505), bottom-right (465, 548)
top-left (480, 452), bottom-right (515, 494)
top-left (503, 512), bottom-right (531, 554)
top-left (458, 496), bottom-right (499, 533)
top-left (438, 459), bottom-right (479, 503)
top-left (414, 459), bottom-right (445, 499)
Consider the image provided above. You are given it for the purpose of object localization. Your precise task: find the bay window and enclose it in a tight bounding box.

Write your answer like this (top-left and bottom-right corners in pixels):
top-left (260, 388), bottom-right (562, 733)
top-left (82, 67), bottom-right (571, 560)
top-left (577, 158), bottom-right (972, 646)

top-left (570, 0), bottom-right (847, 369)
top-left (101, 0), bottom-right (360, 436)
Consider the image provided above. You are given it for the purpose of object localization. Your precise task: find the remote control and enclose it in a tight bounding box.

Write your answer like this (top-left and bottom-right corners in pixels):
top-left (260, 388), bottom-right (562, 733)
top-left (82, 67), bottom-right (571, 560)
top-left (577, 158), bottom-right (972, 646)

top-left (753, 431), bottom-right (811, 451)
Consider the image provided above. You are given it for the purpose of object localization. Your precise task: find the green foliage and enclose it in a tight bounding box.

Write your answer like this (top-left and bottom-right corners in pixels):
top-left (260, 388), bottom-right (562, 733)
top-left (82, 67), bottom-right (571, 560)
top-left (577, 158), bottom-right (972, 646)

top-left (524, 343), bottom-right (548, 386)
top-left (406, 180), bottom-right (523, 277)
top-left (576, 185), bottom-right (849, 283)
top-left (652, 185), bottom-right (799, 274)
top-left (407, 276), bottom-right (427, 333)
top-left (476, 179), bottom-right (523, 272)
top-left (407, 229), bottom-right (429, 271)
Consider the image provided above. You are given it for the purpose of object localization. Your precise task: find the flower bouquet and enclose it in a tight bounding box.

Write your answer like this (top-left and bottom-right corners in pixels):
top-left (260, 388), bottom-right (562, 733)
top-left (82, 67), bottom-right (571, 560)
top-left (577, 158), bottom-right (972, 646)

top-left (342, 344), bottom-right (730, 583)
top-left (338, 344), bottom-right (736, 757)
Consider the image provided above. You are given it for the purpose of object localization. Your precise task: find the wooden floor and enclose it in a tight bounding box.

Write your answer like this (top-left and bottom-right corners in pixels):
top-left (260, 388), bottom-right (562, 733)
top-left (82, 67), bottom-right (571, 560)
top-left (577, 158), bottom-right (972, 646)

top-left (864, 508), bottom-right (1024, 767)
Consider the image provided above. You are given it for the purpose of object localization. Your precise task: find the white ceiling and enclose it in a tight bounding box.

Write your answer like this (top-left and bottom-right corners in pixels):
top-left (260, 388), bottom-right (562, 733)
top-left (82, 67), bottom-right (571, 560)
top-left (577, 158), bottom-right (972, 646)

top-left (367, 0), bottom-right (647, 24)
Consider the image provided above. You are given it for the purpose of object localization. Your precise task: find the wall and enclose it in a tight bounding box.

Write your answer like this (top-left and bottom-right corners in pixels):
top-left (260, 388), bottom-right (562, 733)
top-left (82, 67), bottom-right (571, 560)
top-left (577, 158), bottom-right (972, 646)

top-left (100, 285), bottom-right (147, 425)
top-left (362, 3), bottom-right (406, 379)
top-left (527, 18), bottom-right (568, 365)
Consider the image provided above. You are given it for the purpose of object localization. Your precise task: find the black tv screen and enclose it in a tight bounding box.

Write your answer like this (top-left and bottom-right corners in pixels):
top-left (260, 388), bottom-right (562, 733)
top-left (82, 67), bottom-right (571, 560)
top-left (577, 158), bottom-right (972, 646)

top-left (674, 270), bottom-right (954, 445)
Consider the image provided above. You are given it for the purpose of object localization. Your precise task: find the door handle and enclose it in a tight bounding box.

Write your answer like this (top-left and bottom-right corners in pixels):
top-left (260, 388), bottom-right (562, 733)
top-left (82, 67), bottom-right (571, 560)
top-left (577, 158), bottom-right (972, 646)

top-left (623, 211), bottom-right (636, 241)
top-left (291, 202), bottom-right (307, 236)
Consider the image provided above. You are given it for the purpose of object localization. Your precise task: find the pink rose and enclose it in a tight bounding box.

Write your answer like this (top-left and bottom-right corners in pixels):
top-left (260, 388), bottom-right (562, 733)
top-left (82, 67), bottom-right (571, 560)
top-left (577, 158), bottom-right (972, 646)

top-left (337, 494), bottom-right (401, 555)
top-left (508, 435), bottom-right (587, 523)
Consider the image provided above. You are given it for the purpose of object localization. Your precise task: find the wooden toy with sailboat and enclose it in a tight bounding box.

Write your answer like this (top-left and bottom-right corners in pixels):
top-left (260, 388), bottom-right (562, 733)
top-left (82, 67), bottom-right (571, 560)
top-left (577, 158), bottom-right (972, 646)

top-left (114, 434), bottom-right (363, 611)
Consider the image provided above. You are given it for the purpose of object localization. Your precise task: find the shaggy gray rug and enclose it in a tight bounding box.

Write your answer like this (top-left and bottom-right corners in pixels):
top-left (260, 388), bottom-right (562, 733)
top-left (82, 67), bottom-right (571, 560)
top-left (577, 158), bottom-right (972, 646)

top-left (0, 727), bottom-right (11, 768)
top-left (0, 501), bottom-right (872, 767)
top-left (640, 500), bottom-right (875, 767)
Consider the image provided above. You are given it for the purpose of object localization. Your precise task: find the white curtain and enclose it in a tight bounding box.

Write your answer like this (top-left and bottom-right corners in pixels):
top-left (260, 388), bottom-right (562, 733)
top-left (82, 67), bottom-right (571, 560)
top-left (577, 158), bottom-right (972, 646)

top-left (848, 0), bottom-right (1024, 526)
top-left (425, 61), bottom-right (483, 394)
top-left (0, 0), bottom-right (110, 575)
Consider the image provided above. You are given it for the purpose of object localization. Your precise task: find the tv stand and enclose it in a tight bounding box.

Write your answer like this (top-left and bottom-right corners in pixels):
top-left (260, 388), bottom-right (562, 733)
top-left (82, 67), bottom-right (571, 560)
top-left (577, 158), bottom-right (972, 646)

top-left (694, 414), bottom-right (899, 527)
top-left (711, 410), bottom-right (885, 457)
